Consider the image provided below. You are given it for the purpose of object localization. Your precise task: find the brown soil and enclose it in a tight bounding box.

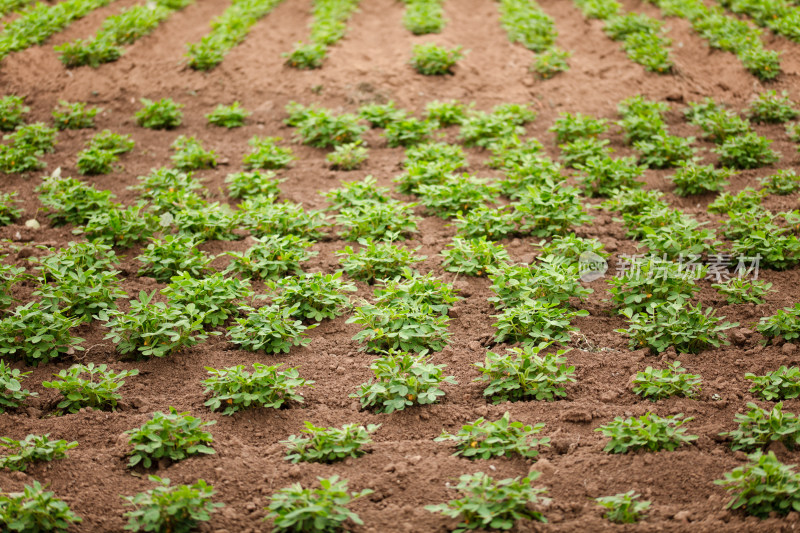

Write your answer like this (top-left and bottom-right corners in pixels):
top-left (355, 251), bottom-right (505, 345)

top-left (2, 0), bottom-right (800, 531)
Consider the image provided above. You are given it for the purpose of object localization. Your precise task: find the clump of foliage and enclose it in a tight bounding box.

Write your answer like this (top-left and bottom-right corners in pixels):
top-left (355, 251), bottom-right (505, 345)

top-left (453, 205), bottom-right (520, 241)
top-left (425, 99), bottom-right (468, 126)
top-left (759, 169), bottom-right (800, 195)
top-left (125, 407), bottom-right (215, 468)
top-left (335, 200), bottom-right (420, 241)
top-left (283, 41), bottom-right (327, 69)
top-left (171, 135), bottom-right (217, 171)
top-left (101, 291), bottom-right (211, 360)
top-left (0, 302), bottom-right (84, 366)
top-left (51, 100), bottom-right (99, 130)
top-left (327, 142), bottom-right (368, 170)
top-left (359, 101), bottom-right (406, 128)
top-left (243, 136), bottom-right (294, 170)
top-left (440, 237), bottom-right (510, 276)
top-left (713, 132), bottom-right (780, 169)
top-left (746, 366), bottom-right (800, 402)
top-left (122, 476), bottom-right (222, 533)
top-left (632, 361), bottom-right (701, 401)
top-left (37, 173), bottom-right (116, 226)
top-left (410, 43), bottom-right (464, 75)
top-left (0, 95), bottom-right (29, 131)
top-left (596, 491), bottom-right (650, 524)
top-left (0, 192), bottom-right (22, 226)
top-left (206, 101), bottom-right (250, 128)
top-left (712, 277), bottom-right (772, 305)
top-left (575, 156), bottom-right (645, 197)
top-left (475, 342), bottom-right (575, 403)
top-left (76, 146), bottom-right (117, 175)
top-left (42, 363), bottom-right (138, 414)
top-left (268, 272), bottom-right (355, 322)
top-left (240, 200), bottom-right (328, 240)
top-left (266, 476), bottom-right (371, 532)
top-left (597, 412), bottom-right (698, 453)
top-left (715, 451), bottom-right (800, 518)
top-left (532, 47), bottom-right (571, 78)
top-left (227, 304), bottom-right (314, 354)
top-left (492, 298), bottom-right (588, 345)
top-left (513, 180), bottom-right (592, 236)
top-left (225, 235), bottom-right (317, 281)
top-left (669, 161), bottom-right (734, 196)
top-left (285, 102), bottom-right (366, 148)
top-left (425, 472), bottom-right (549, 530)
top-left (282, 422), bottom-right (379, 463)
top-left (0, 434), bottom-right (77, 472)
top-left (78, 203), bottom-right (159, 248)
top-left (722, 402), bottom-right (800, 452)
top-left (0, 481), bottom-right (81, 532)
top-left (135, 98), bottom-right (183, 129)
top-left (757, 303), bottom-right (800, 344)
top-left (0, 361), bottom-right (37, 413)
top-left (747, 90), bottom-right (799, 124)
top-left (549, 112), bottom-right (608, 144)
top-left (435, 412), bottom-right (550, 460)
top-left (348, 300), bottom-right (450, 353)
top-left (136, 234), bottom-right (212, 282)
top-left (161, 272), bottom-right (252, 327)
top-left (337, 240), bottom-right (425, 283)
top-left (608, 257), bottom-right (700, 315)
top-left (203, 363), bottom-right (313, 415)
top-left (352, 351), bottom-right (456, 413)
top-left (226, 170), bottom-right (282, 199)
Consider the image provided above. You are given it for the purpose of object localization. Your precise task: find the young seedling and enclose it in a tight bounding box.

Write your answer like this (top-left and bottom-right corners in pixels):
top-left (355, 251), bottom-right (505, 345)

top-left (42, 363), bottom-right (138, 413)
top-left (0, 192), bottom-right (22, 226)
top-left (492, 298), bottom-right (588, 345)
top-left (51, 101), bottom-right (99, 130)
top-left (34, 265), bottom-right (127, 323)
top-left (596, 491), bottom-right (650, 524)
top-left (135, 98), bottom-right (183, 129)
top-left (532, 47), bottom-right (571, 79)
top-left (715, 451), bottom-right (800, 518)
top-left (335, 200), bottom-right (420, 241)
top-left (441, 237), bottom-right (511, 276)
top-left (757, 303), bottom-right (800, 344)
top-left (359, 101), bottom-right (406, 128)
top-left (712, 277), bottom-right (772, 305)
top-left (226, 170), bottom-right (282, 199)
top-left (0, 481), bottom-right (81, 531)
top-left (425, 99), bottom-right (468, 126)
top-left (435, 412), bottom-right (549, 459)
top-left (722, 402), bottom-right (800, 452)
top-left (348, 300), bottom-right (450, 353)
top-left (475, 342), bottom-right (575, 403)
top-left (549, 112), bottom-right (608, 144)
top-left (171, 135), bottom-right (217, 171)
top-left (282, 422), bottom-right (379, 463)
top-left (267, 272), bottom-right (356, 322)
top-left (632, 361), bottom-right (701, 401)
top-left (0, 434), bottom-right (77, 472)
top-left (747, 90), bottom-right (799, 124)
top-left (283, 42), bottom-right (327, 69)
top-left (351, 351), bottom-right (457, 413)
top-left (203, 363), bottom-right (313, 415)
top-left (327, 142), bottom-right (368, 170)
top-left (136, 234), bottom-right (212, 282)
top-left (76, 146), bottom-right (117, 175)
top-left (161, 272), bottom-right (252, 328)
top-left (0, 302), bottom-right (84, 366)
top-left (243, 136), bottom-right (294, 170)
top-left (0, 361), bottom-right (36, 413)
top-left (597, 413), bottom-right (698, 453)
top-left (336, 240), bottom-right (425, 283)
top-left (759, 169), bottom-right (800, 195)
top-left (36, 173), bottom-right (116, 226)
top-left (746, 366), bottom-right (800, 402)
top-left (122, 477), bottom-right (223, 533)
top-left (101, 291), bottom-right (212, 360)
top-left (125, 407), bottom-right (215, 468)
top-left (713, 132), bottom-right (780, 169)
top-left (266, 476), bottom-right (371, 532)
top-left (669, 161), bottom-right (733, 196)
top-left (78, 203), bottom-right (159, 249)
top-left (240, 200), bottom-right (328, 240)
top-left (225, 235), bottom-right (317, 281)
top-left (425, 472), bottom-right (549, 529)
top-left (410, 43), bottom-right (464, 75)
top-left (0, 95), bottom-right (29, 131)
top-left (227, 304), bottom-right (314, 354)
top-left (206, 101), bottom-right (250, 128)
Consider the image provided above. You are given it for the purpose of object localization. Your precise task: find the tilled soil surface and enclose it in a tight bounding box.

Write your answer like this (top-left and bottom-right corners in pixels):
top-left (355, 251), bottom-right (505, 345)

top-left (2, 0), bottom-right (800, 531)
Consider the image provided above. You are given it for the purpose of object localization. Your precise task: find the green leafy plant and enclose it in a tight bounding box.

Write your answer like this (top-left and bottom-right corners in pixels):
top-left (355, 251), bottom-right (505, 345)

top-left (712, 277), bottom-right (772, 305)
top-left (34, 241), bottom-right (119, 276)
top-left (34, 265), bottom-right (126, 322)
top-left (51, 100), bottom-right (99, 129)
top-left (268, 272), bottom-right (355, 322)
top-left (758, 303), bottom-right (800, 344)
top-left (240, 200), bottom-right (328, 240)
top-left (549, 112), bottom-right (607, 144)
top-left (206, 101), bottom-right (250, 128)
top-left (669, 161), bottom-right (733, 196)
top-left (170, 135), bottom-right (216, 171)
top-left (283, 41), bottom-right (327, 69)
top-left (76, 146), bottom-right (117, 175)
top-left (487, 258), bottom-right (591, 308)
top-left (101, 291), bottom-right (211, 359)
top-left (425, 472), bottom-right (548, 531)
top-left (417, 175), bottom-right (498, 218)
top-left (747, 90), bottom-right (799, 124)
top-left (620, 302), bottom-right (736, 354)
top-left (453, 205), bottom-right (520, 241)
top-left (425, 99), bottom-right (468, 125)
top-left (266, 476), bottom-right (371, 532)
top-left (225, 170), bottom-right (281, 199)
top-left (125, 407), bottom-right (215, 468)
top-left (618, 94), bottom-right (668, 144)
top-left (352, 351), bottom-right (456, 413)
top-left (162, 272), bottom-right (252, 328)
top-left (759, 169), bottom-right (800, 195)
top-left (136, 234), bottom-right (212, 282)
top-left (747, 366), bottom-right (800, 402)
top-left (403, 0), bottom-right (445, 34)
top-left (243, 136), bottom-right (294, 170)
top-left (0, 481), bottom-right (81, 532)
top-left (227, 304), bottom-right (314, 354)
top-left (532, 47), bottom-right (571, 78)
top-left (0, 95), bottom-right (29, 131)
top-left (632, 361), bottom-right (701, 401)
top-left (286, 103), bottom-right (365, 148)
top-left (410, 43), bottom-right (464, 75)
top-left (533, 233), bottom-right (607, 261)
top-left (78, 203), bottom-right (158, 248)
top-left (282, 422), bottom-right (379, 463)
top-left (441, 237), bottom-right (510, 276)
top-left (373, 270), bottom-right (460, 314)
top-left (0, 434), bottom-right (77, 471)
top-left (575, 156), bottom-right (645, 197)
top-left (323, 175), bottom-right (392, 210)
top-left (359, 101), bottom-right (406, 128)
top-left (0, 192), bottom-right (22, 226)
top-left (135, 98), bottom-right (183, 129)
top-left (715, 451), bottom-right (800, 518)
top-left (36, 173), bottom-right (115, 226)
top-left (203, 363), bottom-right (313, 415)
top-left (0, 260), bottom-right (25, 313)
top-left (492, 298), bottom-right (588, 345)
top-left (42, 363), bottom-right (138, 414)
top-left (336, 200), bottom-right (419, 241)
top-left (348, 300), bottom-right (450, 353)
top-left (634, 134), bottom-right (696, 169)
top-left (337, 240), bottom-right (425, 283)
top-left (597, 412), bottom-right (698, 453)
top-left (384, 117), bottom-right (436, 147)
top-left (722, 402), bottom-right (800, 452)
top-left (786, 122), bottom-right (800, 142)
top-left (435, 412), bottom-right (549, 459)
top-left (708, 187), bottom-right (765, 214)
top-left (559, 137), bottom-right (612, 168)
top-left (0, 302), bottom-right (84, 366)
top-left (714, 132), bottom-right (780, 169)
top-left (327, 141), bottom-right (368, 170)
top-left (122, 476), bottom-right (222, 533)
top-left (608, 257), bottom-right (700, 315)
top-left (0, 361), bottom-right (36, 413)
top-left (225, 235), bottom-right (317, 280)
top-left (475, 342), bottom-right (574, 403)
top-left (514, 180), bottom-right (592, 236)
top-left (596, 491), bottom-right (650, 524)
